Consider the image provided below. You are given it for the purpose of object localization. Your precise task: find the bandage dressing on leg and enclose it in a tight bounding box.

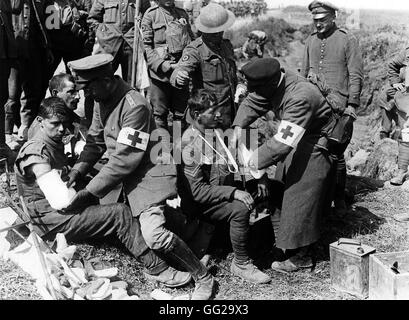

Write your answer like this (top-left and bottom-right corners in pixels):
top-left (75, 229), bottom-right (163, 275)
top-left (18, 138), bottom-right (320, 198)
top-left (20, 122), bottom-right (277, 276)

top-left (36, 169), bottom-right (77, 210)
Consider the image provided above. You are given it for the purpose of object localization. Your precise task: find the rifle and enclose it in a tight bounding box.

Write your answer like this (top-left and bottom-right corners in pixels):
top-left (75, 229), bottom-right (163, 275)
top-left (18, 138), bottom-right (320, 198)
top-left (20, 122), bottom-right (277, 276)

top-left (30, 0), bottom-right (50, 51)
top-left (131, 0), bottom-right (141, 91)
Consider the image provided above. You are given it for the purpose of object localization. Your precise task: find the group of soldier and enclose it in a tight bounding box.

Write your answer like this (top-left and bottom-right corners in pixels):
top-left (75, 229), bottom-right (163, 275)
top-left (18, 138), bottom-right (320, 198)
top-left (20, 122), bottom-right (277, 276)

top-left (218, 0), bottom-right (267, 18)
top-left (0, 0), bottom-right (367, 300)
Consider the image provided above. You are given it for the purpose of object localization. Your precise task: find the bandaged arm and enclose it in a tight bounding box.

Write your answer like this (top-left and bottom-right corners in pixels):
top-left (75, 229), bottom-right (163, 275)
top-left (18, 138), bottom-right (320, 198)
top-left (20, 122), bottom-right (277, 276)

top-left (31, 163), bottom-right (77, 210)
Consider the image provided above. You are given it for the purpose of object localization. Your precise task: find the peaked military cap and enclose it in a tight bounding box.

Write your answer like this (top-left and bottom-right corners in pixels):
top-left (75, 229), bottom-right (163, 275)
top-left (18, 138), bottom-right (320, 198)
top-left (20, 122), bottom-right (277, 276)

top-left (241, 58), bottom-right (282, 87)
top-left (67, 54), bottom-right (114, 89)
top-left (308, 1), bottom-right (338, 19)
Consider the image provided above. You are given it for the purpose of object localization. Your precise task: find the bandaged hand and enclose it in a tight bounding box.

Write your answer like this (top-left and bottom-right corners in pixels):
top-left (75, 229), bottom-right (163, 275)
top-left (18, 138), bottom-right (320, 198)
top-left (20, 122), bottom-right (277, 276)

top-left (64, 189), bottom-right (98, 212)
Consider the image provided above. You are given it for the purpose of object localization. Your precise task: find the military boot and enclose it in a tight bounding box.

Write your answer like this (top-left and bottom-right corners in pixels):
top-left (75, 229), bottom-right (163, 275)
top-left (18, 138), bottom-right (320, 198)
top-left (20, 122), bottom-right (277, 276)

top-left (144, 266), bottom-right (192, 288)
top-left (141, 249), bottom-right (192, 288)
top-left (390, 169), bottom-right (408, 186)
top-left (230, 258), bottom-right (271, 284)
top-left (271, 247), bottom-right (313, 274)
top-left (160, 235), bottom-right (215, 300)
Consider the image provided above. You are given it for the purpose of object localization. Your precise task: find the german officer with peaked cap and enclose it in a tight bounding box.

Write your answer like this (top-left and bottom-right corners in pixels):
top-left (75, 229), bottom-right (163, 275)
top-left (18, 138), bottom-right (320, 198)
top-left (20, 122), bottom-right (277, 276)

top-left (67, 54), bottom-right (215, 300)
top-left (301, 0), bottom-right (363, 216)
top-left (170, 2), bottom-right (238, 130)
top-left (232, 58), bottom-right (334, 273)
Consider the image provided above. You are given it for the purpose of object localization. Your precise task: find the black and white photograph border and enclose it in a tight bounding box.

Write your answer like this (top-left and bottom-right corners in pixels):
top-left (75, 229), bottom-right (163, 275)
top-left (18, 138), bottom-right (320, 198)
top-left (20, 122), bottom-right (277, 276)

top-left (1, 0), bottom-right (409, 311)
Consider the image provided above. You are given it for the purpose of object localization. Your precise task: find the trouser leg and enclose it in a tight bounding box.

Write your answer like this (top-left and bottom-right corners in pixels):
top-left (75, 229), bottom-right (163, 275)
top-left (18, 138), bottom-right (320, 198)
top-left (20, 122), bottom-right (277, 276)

top-left (5, 60), bottom-right (21, 134)
top-left (139, 205), bottom-right (207, 279)
top-left (203, 200), bottom-right (251, 264)
top-left (20, 48), bottom-right (49, 128)
top-left (44, 203), bottom-right (167, 275)
top-left (0, 60), bottom-right (11, 145)
top-left (120, 42), bottom-right (133, 85)
top-left (380, 108), bottom-right (393, 136)
top-left (150, 78), bottom-right (171, 130)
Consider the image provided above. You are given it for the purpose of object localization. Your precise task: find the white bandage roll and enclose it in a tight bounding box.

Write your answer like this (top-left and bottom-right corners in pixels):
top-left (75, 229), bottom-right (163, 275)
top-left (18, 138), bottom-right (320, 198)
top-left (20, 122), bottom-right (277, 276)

top-left (36, 169), bottom-right (77, 210)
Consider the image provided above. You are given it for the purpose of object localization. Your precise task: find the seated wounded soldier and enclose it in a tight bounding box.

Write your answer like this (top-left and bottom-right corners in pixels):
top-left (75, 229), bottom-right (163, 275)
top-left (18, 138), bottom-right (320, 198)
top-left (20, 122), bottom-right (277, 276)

top-left (14, 97), bottom-right (175, 283)
top-left (177, 89), bottom-right (279, 285)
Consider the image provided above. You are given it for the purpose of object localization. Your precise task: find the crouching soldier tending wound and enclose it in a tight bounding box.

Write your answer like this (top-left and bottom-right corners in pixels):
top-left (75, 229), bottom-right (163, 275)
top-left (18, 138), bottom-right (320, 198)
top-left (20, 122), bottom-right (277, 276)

top-left (66, 54), bottom-right (215, 299)
top-left (14, 97), bottom-right (170, 280)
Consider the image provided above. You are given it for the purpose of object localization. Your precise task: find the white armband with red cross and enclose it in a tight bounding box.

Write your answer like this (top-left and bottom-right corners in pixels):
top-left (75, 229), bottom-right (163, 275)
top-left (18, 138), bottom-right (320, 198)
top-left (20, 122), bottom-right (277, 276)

top-left (117, 127), bottom-right (150, 151)
top-left (274, 120), bottom-right (306, 148)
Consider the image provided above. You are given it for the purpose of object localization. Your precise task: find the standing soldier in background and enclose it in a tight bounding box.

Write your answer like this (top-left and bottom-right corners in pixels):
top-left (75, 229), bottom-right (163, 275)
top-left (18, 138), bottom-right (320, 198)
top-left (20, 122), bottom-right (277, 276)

top-left (13, 0), bottom-right (53, 144)
top-left (0, 0), bottom-right (23, 160)
top-left (87, 0), bottom-right (151, 84)
top-left (381, 48), bottom-right (409, 185)
top-left (170, 2), bottom-right (238, 129)
top-left (141, 0), bottom-right (193, 131)
top-left (301, 1), bottom-right (363, 216)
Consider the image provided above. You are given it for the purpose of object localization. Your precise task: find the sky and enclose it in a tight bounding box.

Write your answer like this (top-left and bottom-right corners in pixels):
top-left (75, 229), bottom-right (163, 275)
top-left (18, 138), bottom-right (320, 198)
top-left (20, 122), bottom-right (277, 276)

top-left (265, 0), bottom-right (409, 11)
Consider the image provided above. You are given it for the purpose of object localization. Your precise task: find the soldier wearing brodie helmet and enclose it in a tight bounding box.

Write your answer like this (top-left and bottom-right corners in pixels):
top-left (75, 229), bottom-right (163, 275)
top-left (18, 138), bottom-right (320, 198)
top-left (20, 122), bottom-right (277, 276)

top-left (170, 2), bottom-right (238, 130)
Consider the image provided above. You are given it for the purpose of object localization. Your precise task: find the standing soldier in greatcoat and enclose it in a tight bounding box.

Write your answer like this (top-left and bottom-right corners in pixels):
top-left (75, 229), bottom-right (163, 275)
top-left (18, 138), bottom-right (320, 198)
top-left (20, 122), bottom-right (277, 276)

top-left (141, 0), bottom-right (194, 131)
top-left (301, 1), bottom-right (364, 216)
top-left (232, 58), bottom-right (334, 273)
top-left (170, 2), bottom-right (238, 130)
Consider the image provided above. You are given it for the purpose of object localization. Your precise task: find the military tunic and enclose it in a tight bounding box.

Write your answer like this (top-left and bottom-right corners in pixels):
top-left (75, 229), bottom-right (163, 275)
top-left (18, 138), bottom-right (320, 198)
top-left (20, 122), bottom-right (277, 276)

top-left (73, 76), bottom-right (177, 217)
top-left (170, 37), bottom-right (238, 129)
top-left (233, 70), bottom-right (333, 250)
top-left (301, 26), bottom-right (363, 108)
top-left (141, 4), bottom-right (193, 129)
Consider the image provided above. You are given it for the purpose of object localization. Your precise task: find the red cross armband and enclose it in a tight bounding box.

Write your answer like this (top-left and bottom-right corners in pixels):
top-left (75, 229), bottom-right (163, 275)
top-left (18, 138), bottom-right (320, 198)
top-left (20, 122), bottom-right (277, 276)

top-left (274, 120), bottom-right (306, 148)
top-left (117, 127), bottom-right (150, 151)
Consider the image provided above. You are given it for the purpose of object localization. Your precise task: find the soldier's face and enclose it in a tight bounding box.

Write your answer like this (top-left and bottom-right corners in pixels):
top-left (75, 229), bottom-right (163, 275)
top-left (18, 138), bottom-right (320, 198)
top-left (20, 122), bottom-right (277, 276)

top-left (55, 80), bottom-right (80, 111)
top-left (202, 32), bottom-right (224, 45)
top-left (313, 14), bottom-right (335, 34)
top-left (39, 115), bottom-right (70, 143)
top-left (158, 0), bottom-right (174, 7)
top-left (87, 77), bottom-right (113, 102)
top-left (197, 107), bottom-right (223, 129)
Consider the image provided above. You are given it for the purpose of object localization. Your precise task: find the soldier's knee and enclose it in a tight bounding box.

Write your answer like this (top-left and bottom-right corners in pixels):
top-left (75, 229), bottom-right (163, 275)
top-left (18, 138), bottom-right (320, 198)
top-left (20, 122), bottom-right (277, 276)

top-left (229, 200), bottom-right (250, 223)
top-left (139, 209), bottom-right (173, 251)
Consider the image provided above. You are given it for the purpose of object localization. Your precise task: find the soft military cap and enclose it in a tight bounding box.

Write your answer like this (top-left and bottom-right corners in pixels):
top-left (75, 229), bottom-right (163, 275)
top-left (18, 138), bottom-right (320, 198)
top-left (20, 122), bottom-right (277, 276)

top-left (308, 0), bottom-right (338, 19)
top-left (241, 58), bottom-right (281, 87)
top-left (67, 54), bottom-right (114, 89)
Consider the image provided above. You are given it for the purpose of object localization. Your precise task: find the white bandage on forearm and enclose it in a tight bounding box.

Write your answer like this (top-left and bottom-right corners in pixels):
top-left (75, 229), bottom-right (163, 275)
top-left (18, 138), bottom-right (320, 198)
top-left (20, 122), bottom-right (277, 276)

top-left (36, 169), bottom-right (77, 210)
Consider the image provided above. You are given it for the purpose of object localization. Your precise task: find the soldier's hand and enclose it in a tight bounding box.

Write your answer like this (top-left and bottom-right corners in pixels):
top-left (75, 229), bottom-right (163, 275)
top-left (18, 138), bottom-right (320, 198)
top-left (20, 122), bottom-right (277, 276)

top-left (66, 169), bottom-right (81, 188)
top-left (233, 190), bottom-right (254, 210)
top-left (393, 83), bottom-right (405, 92)
top-left (176, 70), bottom-right (190, 86)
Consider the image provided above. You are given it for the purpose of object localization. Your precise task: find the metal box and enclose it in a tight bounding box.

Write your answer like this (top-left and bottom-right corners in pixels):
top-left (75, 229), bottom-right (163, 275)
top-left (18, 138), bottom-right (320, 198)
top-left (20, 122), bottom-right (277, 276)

top-left (330, 239), bottom-right (376, 298)
top-left (369, 251), bottom-right (409, 300)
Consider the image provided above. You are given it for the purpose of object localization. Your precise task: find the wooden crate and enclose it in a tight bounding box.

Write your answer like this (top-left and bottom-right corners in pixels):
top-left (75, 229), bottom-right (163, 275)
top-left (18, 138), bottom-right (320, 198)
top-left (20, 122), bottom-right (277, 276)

top-left (330, 240), bottom-right (376, 298)
top-left (369, 251), bottom-right (409, 300)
